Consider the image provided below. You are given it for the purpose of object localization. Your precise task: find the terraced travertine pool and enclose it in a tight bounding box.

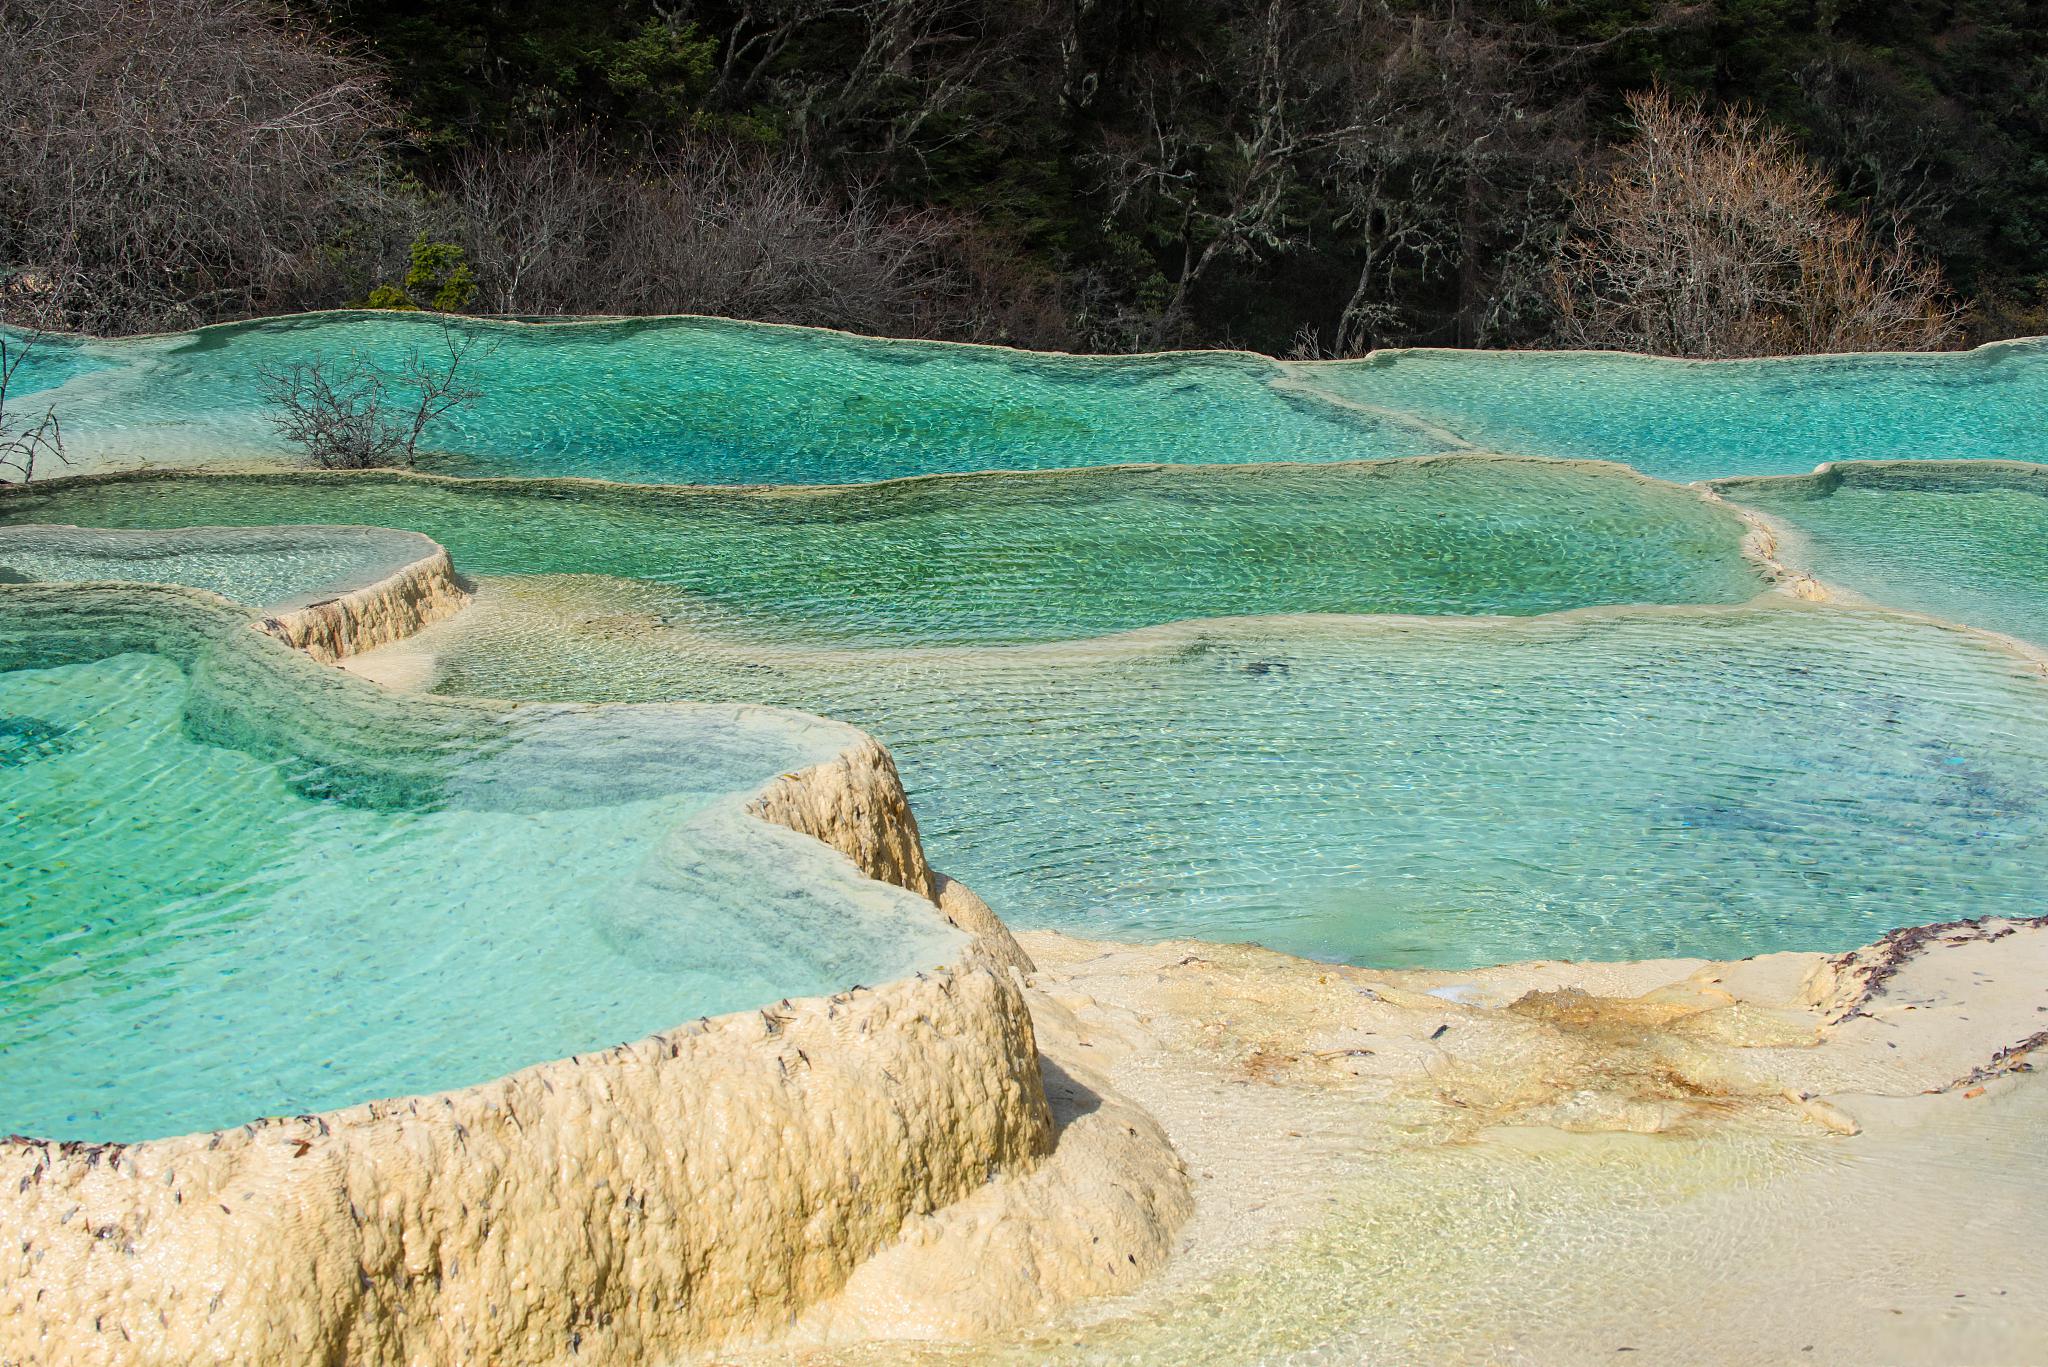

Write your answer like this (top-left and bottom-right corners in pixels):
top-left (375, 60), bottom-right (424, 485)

top-left (3, 310), bottom-right (2046, 1144)
top-left (0, 522), bottom-right (439, 614)
top-left (0, 584), bottom-right (960, 1141)
top-left (1717, 461), bottom-right (2048, 647)
top-left (14, 312), bottom-right (2048, 482)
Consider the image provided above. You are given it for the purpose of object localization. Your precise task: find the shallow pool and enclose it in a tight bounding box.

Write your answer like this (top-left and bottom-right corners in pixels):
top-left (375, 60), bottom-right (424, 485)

top-left (0, 586), bottom-right (959, 1141)
top-left (0, 460), bottom-right (1767, 644)
top-left (405, 580), bottom-right (2048, 968)
top-left (16, 314), bottom-right (2048, 484)
top-left (1718, 462), bottom-right (2048, 647)
top-left (0, 522), bottom-right (436, 613)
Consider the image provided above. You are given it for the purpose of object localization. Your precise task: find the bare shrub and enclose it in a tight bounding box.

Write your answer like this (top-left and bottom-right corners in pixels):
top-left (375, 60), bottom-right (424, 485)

top-left (0, 329), bottom-right (66, 484)
top-left (0, 0), bottom-right (403, 334)
top-left (1550, 88), bottom-right (1959, 358)
top-left (443, 135), bottom-right (1054, 342)
top-left (257, 324), bottom-right (486, 469)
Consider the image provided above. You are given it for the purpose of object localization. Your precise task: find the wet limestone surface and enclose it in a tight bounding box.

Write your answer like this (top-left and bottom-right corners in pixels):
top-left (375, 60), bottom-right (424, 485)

top-left (1718, 460), bottom-right (2048, 649)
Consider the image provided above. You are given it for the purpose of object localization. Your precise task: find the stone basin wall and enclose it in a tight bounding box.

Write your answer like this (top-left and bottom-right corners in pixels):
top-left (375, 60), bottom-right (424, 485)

top-left (257, 538), bottom-right (471, 663)
top-left (0, 598), bottom-right (1059, 1367)
top-left (0, 747), bottom-right (1053, 1366)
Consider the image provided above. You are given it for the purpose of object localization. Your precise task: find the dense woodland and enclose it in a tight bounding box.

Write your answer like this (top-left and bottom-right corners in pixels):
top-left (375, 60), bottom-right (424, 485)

top-left (3, 0), bottom-right (2042, 354)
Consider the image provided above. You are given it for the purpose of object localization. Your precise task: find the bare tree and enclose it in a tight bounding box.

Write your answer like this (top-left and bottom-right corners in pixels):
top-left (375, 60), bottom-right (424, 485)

top-left (1318, 0), bottom-right (1628, 354)
top-left (0, 0), bottom-right (404, 334)
top-left (1088, 0), bottom-right (1637, 353)
top-left (0, 329), bottom-right (66, 484)
top-left (1092, 1), bottom-right (1353, 348)
top-left (704, 0), bottom-right (1050, 179)
top-left (1550, 88), bottom-right (1959, 358)
top-left (257, 324), bottom-right (487, 469)
top-left (442, 135), bottom-right (1052, 341)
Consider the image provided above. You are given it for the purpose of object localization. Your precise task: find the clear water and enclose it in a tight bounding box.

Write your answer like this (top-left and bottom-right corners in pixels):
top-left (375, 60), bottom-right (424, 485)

top-left (8, 313), bottom-right (2048, 1140)
top-left (0, 461), bottom-right (1766, 643)
top-left (1294, 341), bottom-right (2048, 481)
top-left (411, 581), bottom-right (2048, 969)
top-left (0, 586), bottom-right (960, 1142)
top-left (16, 314), bottom-right (2048, 485)
top-left (1719, 462), bottom-right (2048, 648)
top-left (0, 522), bottom-right (434, 611)
top-left (14, 315), bottom-right (1442, 484)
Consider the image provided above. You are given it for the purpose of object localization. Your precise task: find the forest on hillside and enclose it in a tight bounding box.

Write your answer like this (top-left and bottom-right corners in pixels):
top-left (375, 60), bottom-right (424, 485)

top-left (4, 0), bottom-right (2044, 355)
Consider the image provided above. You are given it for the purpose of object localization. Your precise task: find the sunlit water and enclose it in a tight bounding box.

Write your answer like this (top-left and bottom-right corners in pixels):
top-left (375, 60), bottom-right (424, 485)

top-left (1292, 341), bottom-right (2048, 480)
top-left (0, 460), bottom-right (1767, 642)
top-left (13, 314), bottom-right (2048, 484)
top-left (13, 314), bottom-right (1439, 483)
top-left (7, 314), bottom-right (2048, 1143)
top-left (7, 467), bottom-right (2038, 969)
top-left (0, 587), bottom-right (960, 1141)
top-left (0, 522), bottom-right (435, 612)
top-left (396, 587), bottom-right (2048, 967)
top-left (1719, 462), bottom-right (2048, 648)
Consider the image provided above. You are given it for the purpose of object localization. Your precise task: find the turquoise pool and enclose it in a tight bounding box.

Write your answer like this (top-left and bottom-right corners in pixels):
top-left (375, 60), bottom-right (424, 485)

top-left (1292, 342), bottom-right (2048, 482)
top-left (6, 311), bottom-right (2048, 1136)
top-left (0, 460), bottom-right (1767, 644)
top-left (399, 583), bottom-right (2048, 968)
top-left (14, 314), bottom-right (2048, 484)
top-left (0, 586), bottom-right (959, 1141)
top-left (1718, 462), bottom-right (2048, 648)
top-left (0, 522), bottom-right (436, 613)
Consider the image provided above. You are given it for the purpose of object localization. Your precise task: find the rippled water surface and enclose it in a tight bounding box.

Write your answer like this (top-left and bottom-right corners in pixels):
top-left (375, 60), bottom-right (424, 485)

top-left (7, 314), bottom-right (2047, 1135)
top-left (413, 586), bottom-right (2048, 968)
top-left (15, 315), bottom-right (1438, 483)
top-left (0, 589), bottom-right (959, 1141)
top-left (0, 523), bottom-right (432, 612)
top-left (1297, 342), bottom-right (2048, 481)
top-left (16, 315), bottom-right (2048, 483)
top-left (1721, 463), bottom-right (2048, 647)
top-left (0, 461), bottom-right (1766, 643)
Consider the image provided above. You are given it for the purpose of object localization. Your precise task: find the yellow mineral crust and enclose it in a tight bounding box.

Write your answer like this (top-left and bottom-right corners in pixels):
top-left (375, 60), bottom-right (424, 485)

top-left (257, 536), bottom-right (471, 662)
top-left (0, 566), bottom-right (1187, 1365)
top-left (730, 919), bottom-right (2047, 1364)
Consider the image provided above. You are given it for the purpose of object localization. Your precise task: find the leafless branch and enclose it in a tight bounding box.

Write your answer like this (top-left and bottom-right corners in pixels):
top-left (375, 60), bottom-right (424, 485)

top-left (257, 323), bottom-right (488, 469)
top-left (0, 328), bottom-right (67, 484)
top-left (1550, 88), bottom-right (1959, 357)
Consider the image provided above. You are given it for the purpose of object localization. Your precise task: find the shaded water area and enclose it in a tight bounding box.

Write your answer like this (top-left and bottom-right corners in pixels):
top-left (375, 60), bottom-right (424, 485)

top-left (1719, 461), bottom-right (2048, 648)
top-left (0, 586), bottom-right (958, 1141)
top-left (13, 314), bottom-right (2048, 484)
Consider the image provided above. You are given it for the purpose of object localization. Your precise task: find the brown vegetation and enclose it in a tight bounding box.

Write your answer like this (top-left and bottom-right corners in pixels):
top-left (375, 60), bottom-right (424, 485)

top-left (1550, 88), bottom-right (1959, 358)
top-left (256, 323), bottom-right (486, 469)
top-left (0, 0), bottom-right (1995, 355)
top-left (0, 0), bottom-right (401, 334)
top-left (446, 136), bottom-right (1066, 342)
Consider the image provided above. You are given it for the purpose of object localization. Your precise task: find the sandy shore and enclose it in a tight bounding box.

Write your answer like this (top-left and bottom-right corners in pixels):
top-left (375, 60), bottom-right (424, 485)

top-left (728, 917), bottom-right (2048, 1365)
